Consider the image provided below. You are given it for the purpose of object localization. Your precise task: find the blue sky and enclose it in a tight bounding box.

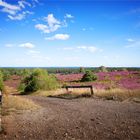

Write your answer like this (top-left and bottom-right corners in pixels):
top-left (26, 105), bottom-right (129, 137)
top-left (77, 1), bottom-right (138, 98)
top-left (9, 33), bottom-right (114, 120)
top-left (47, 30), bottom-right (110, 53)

top-left (0, 0), bottom-right (140, 67)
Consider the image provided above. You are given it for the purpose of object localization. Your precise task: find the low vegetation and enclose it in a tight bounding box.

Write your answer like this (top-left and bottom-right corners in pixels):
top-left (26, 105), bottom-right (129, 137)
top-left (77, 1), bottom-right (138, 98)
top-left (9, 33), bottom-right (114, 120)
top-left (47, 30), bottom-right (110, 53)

top-left (19, 69), bottom-right (59, 93)
top-left (81, 70), bottom-right (97, 82)
top-left (0, 67), bottom-right (140, 102)
top-left (2, 95), bottom-right (40, 115)
top-left (95, 88), bottom-right (140, 102)
top-left (0, 70), bottom-right (4, 92)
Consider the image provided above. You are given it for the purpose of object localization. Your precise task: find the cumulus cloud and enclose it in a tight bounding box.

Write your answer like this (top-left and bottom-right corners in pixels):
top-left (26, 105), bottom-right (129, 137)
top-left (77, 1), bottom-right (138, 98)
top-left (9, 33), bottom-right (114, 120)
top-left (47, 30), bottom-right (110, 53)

top-left (0, 0), bottom-right (37, 20)
top-left (8, 13), bottom-right (25, 20)
top-left (1, 7), bottom-right (16, 15)
top-left (35, 24), bottom-right (50, 33)
top-left (35, 14), bottom-right (62, 33)
top-left (44, 14), bottom-right (60, 26)
top-left (0, 0), bottom-right (20, 11)
top-left (45, 34), bottom-right (70, 40)
top-left (8, 11), bottom-right (33, 20)
top-left (18, 1), bottom-right (31, 8)
top-left (19, 43), bottom-right (35, 49)
top-left (65, 14), bottom-right (74, 19)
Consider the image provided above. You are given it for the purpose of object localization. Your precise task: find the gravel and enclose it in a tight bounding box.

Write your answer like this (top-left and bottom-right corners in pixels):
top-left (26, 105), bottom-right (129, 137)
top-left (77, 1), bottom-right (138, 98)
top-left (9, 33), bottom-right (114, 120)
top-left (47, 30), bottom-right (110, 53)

top-left (0, 96), bottom-right (140, 140)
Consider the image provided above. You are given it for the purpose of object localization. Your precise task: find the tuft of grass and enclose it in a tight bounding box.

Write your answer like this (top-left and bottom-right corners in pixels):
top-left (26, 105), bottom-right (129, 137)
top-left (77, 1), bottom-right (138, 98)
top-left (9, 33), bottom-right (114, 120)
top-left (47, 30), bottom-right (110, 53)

top-left (31, 88), bottom-right (92, 99)
top-left (48, 92), bottom-right (91, 99)
top-left (29, 89), bottom-right (66, 97)
top-left (2, 95), bottom-right (40, 115)
top-left (95, 88), bottom-right (140, 101)
top-left (4, 86), bottom-right (18, 95)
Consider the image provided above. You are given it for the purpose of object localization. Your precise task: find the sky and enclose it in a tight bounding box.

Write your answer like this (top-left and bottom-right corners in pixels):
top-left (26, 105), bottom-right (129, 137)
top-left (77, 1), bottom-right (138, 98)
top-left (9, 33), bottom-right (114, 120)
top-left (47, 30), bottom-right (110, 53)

top-left (0, 0), bottom-right (140, 67)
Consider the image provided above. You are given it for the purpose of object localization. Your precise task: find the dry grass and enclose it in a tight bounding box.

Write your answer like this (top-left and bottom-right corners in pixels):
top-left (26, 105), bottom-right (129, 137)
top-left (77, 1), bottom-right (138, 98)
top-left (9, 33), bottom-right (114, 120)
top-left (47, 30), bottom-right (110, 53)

top-left (42, 88), bottom-right (140, 102)
top-left (2, 95), bottom-right (40, 115)
top-left (30, 89), bottom-right (91, 99)
top-left (95, 88), bottom-right (140, 101)
top-left (30, 89), bottom-right (69, 96)
top-left (21, 87), bottom-right (140, 102)
top-left (4, 86), bottom-right (18, 95)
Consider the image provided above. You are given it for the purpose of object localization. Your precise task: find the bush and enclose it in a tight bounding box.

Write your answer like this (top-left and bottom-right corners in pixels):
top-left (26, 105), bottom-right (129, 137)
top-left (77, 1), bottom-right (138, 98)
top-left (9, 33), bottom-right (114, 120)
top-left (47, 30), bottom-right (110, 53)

top-left (19, 69), bottom-right (59, 92)
top-left (81, 70), bottom-right (97, 82)
top-left (2, 70), bottom-right (10, 81)
top-left (0, 70), bottom-right (4, 91)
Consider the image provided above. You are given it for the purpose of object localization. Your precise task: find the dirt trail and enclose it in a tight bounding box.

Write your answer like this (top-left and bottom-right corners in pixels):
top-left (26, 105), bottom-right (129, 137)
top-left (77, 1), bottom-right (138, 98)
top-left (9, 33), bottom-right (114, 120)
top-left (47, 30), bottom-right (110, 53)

top-left (0, 96), bottom-right (140, 140)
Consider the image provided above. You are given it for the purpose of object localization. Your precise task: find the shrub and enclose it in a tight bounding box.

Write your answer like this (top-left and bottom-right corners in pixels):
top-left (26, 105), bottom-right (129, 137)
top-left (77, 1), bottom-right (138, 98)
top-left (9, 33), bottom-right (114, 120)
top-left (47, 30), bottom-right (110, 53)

top-left (19, 69), bottom-right (59, 92)
top-left (0, 70), bottom-right (4, 91)
top-left (2, 70), bottom-right (10, 81)
top-left (81, 70), bottom-right (97, 82)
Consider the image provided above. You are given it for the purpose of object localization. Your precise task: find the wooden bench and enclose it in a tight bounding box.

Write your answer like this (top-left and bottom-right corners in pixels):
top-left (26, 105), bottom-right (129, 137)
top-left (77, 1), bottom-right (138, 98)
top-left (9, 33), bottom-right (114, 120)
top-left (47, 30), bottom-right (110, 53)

top-left (64, 85), bottom-right (94, 95)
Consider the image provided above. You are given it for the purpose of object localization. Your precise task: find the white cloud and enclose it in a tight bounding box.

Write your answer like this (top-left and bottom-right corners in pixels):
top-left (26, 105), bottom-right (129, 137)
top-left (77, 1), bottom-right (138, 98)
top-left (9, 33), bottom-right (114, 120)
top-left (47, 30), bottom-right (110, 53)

top-left (45, 34), bottom-right (70, 40)
top-left (126, 38), bottom-right (135, 42)
top-left (8, 11), bottom-right (33, 20)
top-left (0, 0), bottom-right (20, 10)
top-left (63, 45), bottom-right (103, 53)
top-left (19, 43), bottom-right (35, 49)
top-left (77, 46), bottom-right (102, 53)
top-left (35, 14), bottom-right (67, 33)
top-left (8, 13), bottom-right (25, 20)
top-left (18, 1), bottom-right (31, 8)
top-left (65, 14), bottom-right (74, 19)
top-left (1, 7), bottom-right (16, 15)
top-left (0, 0), bottom-right (36, 20)
top-left (35, 24), bottom-right (50, 33)
top-left (44, 14), bottom-right (60, 26)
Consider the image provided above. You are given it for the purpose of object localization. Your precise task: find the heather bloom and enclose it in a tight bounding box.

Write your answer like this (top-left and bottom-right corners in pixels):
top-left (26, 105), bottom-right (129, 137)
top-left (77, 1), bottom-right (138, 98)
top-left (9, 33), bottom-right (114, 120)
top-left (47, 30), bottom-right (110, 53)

top-left (56, 71), bottom-right (140, 90)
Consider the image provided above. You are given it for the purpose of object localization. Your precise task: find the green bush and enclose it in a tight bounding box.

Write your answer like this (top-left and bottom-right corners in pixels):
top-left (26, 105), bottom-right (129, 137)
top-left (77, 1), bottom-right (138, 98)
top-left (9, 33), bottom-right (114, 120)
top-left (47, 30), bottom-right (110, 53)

top-left (19, 69), bottom-right (59, 92)
top-left (0, 70), bottom-right (4, 91)
top-left (81, 70), bottom-right (97, 82)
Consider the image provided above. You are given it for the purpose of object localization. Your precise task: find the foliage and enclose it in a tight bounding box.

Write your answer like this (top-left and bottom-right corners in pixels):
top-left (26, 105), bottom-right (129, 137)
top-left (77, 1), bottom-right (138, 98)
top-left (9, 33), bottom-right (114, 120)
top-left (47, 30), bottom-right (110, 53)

top-left (2, 70), bottom-right (10, 81)
top-left (79, 67), bottom-right (85, 73)
top-left (81, 70), bottom-right (97, 82)
top-left (19, 69), bottom-right (59, 92)
top-left (99, 66), bottom-right (108, 72)
top-left (0, 70), bottom-right (4, 91)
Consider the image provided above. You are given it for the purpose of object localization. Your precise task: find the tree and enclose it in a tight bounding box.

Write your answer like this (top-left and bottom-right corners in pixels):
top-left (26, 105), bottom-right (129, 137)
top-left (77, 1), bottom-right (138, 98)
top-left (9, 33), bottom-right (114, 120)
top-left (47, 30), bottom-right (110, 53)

top-left (81, 70), bottom-right (97, 82)
top-left (79, 67), bottom-right (85, 73)
top-left (99, 66), bottom-right (108, 72)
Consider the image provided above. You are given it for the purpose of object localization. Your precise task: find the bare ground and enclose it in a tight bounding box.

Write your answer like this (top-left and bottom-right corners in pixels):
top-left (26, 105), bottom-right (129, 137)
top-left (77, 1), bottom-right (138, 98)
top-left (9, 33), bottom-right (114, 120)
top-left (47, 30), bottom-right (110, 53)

top-left (0, 96), bottom-right (140, 140)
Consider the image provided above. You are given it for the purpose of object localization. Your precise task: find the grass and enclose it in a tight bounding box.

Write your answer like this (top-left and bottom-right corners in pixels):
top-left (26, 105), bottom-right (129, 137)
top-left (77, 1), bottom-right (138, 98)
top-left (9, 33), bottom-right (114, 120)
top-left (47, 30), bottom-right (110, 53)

top-left (2, 95), bottom-right (40, 116)
top-left (27, 87), bottom-right (140, 102)
top-left (95, 88), bottom-right (140, 102)
top-left (28, 88), bottom-right (92, 99)
top-left (29, 89), bottom-right (66, 96)
top-left (48, 92), bottom-right (92, 99)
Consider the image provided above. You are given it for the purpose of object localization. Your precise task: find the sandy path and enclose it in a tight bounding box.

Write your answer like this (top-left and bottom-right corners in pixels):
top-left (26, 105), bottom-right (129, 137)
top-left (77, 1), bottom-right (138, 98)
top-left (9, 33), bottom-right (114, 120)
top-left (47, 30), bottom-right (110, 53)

top-left (0, 96), bottom-right (140, 140)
